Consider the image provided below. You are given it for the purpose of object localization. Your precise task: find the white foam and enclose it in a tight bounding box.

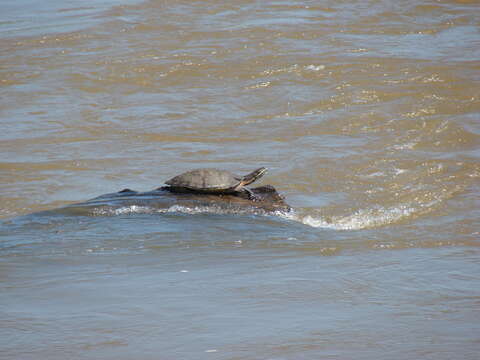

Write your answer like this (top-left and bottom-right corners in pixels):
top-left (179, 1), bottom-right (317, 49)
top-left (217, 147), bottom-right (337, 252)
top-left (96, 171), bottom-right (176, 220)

top-left (166, 204), bottom-right (225, 215)
top-left (305, 64), bottom-right (325, 71)
top-left (91, 203), bottom-right (421, 231)
top-left (114, 205), bottom-right (154, 215)
top-left (287, 205), bottom-right (419, 230)
top-left (91, 203), bottom-right (291, 218)
top-left (261, 64), bottom-right (325, 76)
top-left (92, 205), bottom-right (160, 216)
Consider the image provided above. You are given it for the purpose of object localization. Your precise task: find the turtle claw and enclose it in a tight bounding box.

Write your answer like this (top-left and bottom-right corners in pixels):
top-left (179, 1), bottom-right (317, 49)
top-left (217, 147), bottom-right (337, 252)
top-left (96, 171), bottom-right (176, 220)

top-left (242, 188), bottom-right (260, 201)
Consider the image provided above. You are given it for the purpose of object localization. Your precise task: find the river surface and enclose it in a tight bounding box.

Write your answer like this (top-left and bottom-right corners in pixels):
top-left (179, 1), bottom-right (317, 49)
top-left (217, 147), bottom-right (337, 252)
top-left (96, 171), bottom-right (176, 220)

top-left (1, 0), bottom-right (480, 359)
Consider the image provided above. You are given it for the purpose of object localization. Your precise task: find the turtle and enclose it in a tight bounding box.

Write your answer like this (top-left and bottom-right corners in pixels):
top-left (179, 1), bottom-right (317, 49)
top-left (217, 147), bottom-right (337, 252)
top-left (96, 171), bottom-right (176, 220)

top-left (164, 167), bottom-right (267, 199)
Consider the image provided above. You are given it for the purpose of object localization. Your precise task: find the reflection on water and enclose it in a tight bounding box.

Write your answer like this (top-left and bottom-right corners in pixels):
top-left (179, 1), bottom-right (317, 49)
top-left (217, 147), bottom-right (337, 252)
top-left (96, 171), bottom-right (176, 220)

top-left (1, 0), bottom-right (479, 359)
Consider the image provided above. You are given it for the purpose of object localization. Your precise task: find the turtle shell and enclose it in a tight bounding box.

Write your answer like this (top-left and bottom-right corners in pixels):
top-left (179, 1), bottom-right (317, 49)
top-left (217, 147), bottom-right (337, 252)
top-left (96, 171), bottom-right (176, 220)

top-left (165, 169), bottom-right (241, 191)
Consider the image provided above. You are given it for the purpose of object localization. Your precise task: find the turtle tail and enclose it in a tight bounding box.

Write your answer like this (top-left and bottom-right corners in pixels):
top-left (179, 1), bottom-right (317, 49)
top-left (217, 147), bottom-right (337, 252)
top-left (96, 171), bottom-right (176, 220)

top-left (241, 167), bottom-right (267, 186)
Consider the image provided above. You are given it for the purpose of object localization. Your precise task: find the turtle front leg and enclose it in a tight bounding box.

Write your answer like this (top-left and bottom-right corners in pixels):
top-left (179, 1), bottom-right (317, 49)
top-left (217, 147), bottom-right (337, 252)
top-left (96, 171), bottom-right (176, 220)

top-left (241, 187), bottom-right (260, 201)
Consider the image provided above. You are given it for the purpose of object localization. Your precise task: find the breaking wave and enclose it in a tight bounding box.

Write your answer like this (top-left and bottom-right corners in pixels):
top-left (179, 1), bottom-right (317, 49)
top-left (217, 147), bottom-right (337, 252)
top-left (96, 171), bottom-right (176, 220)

top-left (283, 203), bottom-right (430, 230)
top-left (89, 203), bottom-right (294, 219)
top-left (64, 190), bottom-right (451, 231)
top-left (79, 201), bottom-right (430, 231)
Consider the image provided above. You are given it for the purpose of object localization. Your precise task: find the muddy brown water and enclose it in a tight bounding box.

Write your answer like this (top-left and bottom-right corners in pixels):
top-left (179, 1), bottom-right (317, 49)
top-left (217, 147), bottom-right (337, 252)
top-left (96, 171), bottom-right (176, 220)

top-left (1, 0), bottom-right (479, 359)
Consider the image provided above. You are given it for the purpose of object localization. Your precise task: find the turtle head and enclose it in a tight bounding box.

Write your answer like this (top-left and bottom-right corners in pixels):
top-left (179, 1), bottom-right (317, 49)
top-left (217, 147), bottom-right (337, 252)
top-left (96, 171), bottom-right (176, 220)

top-left (242, 167), bottom-right (267, 186)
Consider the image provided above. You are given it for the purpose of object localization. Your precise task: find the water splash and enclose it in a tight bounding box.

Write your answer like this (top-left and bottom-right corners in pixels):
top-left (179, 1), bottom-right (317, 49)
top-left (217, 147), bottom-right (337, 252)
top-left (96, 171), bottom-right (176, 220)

top-left (86, 202), bottom-right (423, 231)
top-left (286, 204), bottom-right (420, 230)
top-left (73, 192), bottom-right (446, 232)
top-left (89, 203), bottom-right (294, 219)
top-left (92, 205), bottom-right (156, 216)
